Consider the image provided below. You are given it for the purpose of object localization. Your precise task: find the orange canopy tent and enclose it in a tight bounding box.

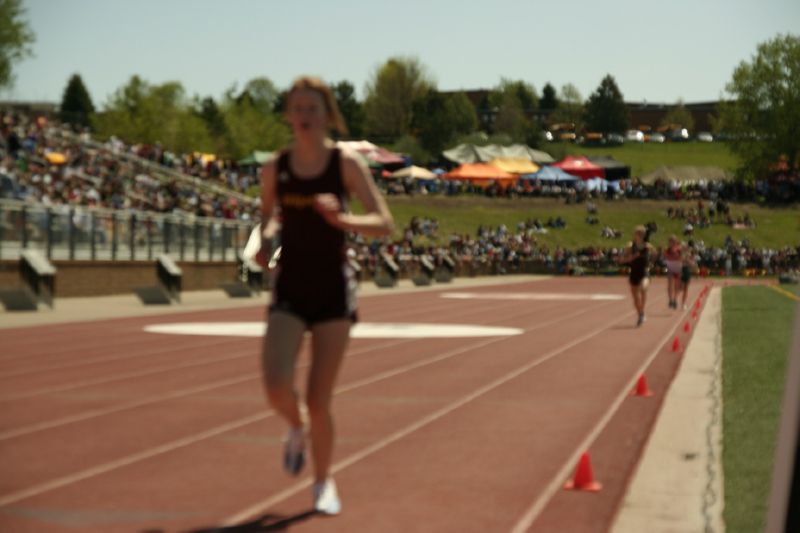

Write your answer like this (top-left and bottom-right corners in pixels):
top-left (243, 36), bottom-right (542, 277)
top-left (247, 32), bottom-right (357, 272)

top-left (443, 163), bottom-right (517, 188)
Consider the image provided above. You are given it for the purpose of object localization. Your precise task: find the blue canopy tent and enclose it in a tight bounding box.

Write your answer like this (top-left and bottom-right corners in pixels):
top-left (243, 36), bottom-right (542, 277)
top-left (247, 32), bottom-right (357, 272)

top-left (575, 177), bottom-right (622, 193)
top-left (519, 165), bottom-right (579, 183)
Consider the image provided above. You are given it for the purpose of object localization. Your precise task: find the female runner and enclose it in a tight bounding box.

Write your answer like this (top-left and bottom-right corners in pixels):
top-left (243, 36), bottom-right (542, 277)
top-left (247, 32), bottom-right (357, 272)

top-left (619, 225), bottom-right (656, 326)
top-left (663, 235), bottom-right (683, 309)
top-left (258, 76), bottom-right (394, 514)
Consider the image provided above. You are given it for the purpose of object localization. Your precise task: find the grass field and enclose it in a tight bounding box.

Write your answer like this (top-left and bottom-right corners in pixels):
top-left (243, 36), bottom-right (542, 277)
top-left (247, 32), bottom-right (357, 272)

top-left (721, 284), bottom-right (799, 532)
top-left (547, 141), bottom-right (741, 177)
top-left (385, 196), bottom-right (800, 250)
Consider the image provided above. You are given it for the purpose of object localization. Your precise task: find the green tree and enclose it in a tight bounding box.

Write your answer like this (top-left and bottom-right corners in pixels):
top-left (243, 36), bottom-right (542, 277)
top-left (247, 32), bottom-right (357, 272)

top-left (332, 80), bottom-right (364, 138)
top-left (363, 56), bottom-right (434, 141)
top-left (93, 76), bottom-right (214, 154)
top-left (221, 91), bottom-right (290, 158)
top-left (411, 90), bottom-right (478, 158)
top-left (59, 74), bottom-right (95, 128)
top-left (540, 82), bottom-right (558, 111)
top-left (197, 96), bottom-right (227, 138)
top-left (454, 131), bottom-right (514, 147)
top-left (721, 33), bottom-right (800, 178)
top-left (489, 79), bottom-right (540, 146)
top-left (391, 134), bottom-right (428, 165)
top-left (660, 99), bottom-right (695, 132)
top-left (239, 77), bottom-right (280, 115)
top-left (195, 96), bottom-right (230, 154)
top-left (0, 0), bottom-right (34, 89)
top-left (584, 74), bottom-right (629, 134)
top-left (491, 79), bottom-right (538, 113)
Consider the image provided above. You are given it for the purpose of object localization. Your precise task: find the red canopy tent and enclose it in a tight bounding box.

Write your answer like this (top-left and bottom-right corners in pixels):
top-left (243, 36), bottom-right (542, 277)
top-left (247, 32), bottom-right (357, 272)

top-left (552, 155), bottom-right (605, 180)
top-left (443, 163), bottom-right (517, 188)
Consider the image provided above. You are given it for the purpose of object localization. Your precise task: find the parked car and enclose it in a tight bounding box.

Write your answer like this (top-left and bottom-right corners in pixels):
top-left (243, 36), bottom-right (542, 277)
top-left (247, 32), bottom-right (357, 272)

top-left (648, 132), bottom-right (665, 143)
top-left (581, 132), bottom-right (604, 146)
top-left (625, 130), bottom-right (644, 143)
top-left (606, 133), bottom-right (625, 145)
top-left (669, 128), bottom-right (690, 142)
top-left (696, 131), bottom-right (714, 142)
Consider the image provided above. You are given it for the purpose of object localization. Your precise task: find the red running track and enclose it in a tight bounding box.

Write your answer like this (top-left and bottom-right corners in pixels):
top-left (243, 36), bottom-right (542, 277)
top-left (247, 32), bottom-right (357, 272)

top-left (0, 277), bottom-right (710, 532)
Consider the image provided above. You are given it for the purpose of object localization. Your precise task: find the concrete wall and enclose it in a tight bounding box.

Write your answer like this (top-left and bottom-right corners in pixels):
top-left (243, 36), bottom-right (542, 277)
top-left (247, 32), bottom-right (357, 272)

top-left (0, 259), bottom-right (241, 297)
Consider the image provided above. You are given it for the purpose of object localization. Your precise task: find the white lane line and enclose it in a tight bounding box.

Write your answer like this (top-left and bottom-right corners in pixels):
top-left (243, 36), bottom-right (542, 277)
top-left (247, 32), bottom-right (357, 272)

top-left (0, 351), bottom-right (253, 402)
top-left (0, 300), bottom-right (541, 434)
top-left (442, 292), bottom-right (625, 301)
top-left (0, 302), bottom-right (618, 506)
top-left (221, 306), bottom-right (638, 525)
top-left (0, 295), bottom-right (516, 383)
top-left (0, 411), bottom-right (271, 507)
top-left (0, 339), bottom-right (408, 441)
top-left (144, 322), bottom-right (524, 339)
top-left (0, 336), bottom-right (509, 507)
top-left (0, 300), bottom-right (593, 440)
top-left (0, 329), bottom-right (191, 363)
top-left (0, 336), bottom-right (246, 379)
top-left (0, 299), bottom-right (531, 402)
top-left (508, 295), bottom-right (686, 533)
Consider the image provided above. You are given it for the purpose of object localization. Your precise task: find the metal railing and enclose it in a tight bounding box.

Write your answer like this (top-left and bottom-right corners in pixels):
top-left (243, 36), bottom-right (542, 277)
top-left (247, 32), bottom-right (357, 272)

top-left (0, 199), bottom-right (255, 262)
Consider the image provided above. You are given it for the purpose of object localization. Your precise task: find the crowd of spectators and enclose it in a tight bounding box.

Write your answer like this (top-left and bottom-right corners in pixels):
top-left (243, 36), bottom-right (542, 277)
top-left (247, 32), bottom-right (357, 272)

top-left (351, 218), bottom-right (799, 280)
top-left (379, 168), bottom-right (800, 205)
top-left (0, 112), bottom-right (259, 222)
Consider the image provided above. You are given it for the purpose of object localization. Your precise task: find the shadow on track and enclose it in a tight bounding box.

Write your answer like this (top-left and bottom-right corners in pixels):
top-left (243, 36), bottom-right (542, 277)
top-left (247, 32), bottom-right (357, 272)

top-left (171, 509), bottom-right (319, 532)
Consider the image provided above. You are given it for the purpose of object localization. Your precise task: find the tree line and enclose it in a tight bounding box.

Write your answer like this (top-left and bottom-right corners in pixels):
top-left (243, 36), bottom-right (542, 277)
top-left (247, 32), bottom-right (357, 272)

top-left (58, 61), bottom-right (640, 164)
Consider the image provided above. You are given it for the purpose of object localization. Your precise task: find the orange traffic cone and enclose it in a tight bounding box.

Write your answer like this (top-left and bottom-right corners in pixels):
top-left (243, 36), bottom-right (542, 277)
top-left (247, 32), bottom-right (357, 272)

top-left (631, 374), bottom-right (654, 397)
top-left (683, 321), bottom-right (691, 333)
top-left (671, 336), bottom-right (681, 353)
top-left (564, 452), bottom-right (602, 491)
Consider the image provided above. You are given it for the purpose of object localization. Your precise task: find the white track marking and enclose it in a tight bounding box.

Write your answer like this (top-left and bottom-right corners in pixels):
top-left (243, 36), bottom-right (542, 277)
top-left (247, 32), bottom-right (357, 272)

top-left (0, 351), bottom-right (251, 402)
top-left (442, 292), bottom-right (624, 301)
top-left (0, 412), bottom-right (270, 507)
top-left (0, 336), bottom-right (243, 379)
top-left (144, 322), bottom-right (523, 339)
top-left (0, 299), bottom-right (537, 402)
top-left (221, 306), bottom-right (639, 525)
top-left (0, 304), bottom-right (577, 439)
top-left (0, 302), bottom-right (617, 506)
top-left (0, 339), bottom-right (408, 441)
top-left (508, 294), bottom-right (687, 532)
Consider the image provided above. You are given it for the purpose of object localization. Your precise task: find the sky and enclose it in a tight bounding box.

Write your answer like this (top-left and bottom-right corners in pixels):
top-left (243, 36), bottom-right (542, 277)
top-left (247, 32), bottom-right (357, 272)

top-left (6, 0), bottom-right (800, 107)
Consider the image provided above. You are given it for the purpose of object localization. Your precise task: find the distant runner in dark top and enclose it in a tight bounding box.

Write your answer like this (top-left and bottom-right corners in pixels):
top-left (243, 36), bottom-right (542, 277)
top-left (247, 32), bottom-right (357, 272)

top-left (663, 235), bottom-right (683, 310)
top-left (619, 225), bottom-right (656, 327)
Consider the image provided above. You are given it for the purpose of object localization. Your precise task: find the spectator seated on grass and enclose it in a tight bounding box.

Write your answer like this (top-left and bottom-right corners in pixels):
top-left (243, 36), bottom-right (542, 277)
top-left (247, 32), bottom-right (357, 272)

top-left (601, 225), bottom-right (622, 239)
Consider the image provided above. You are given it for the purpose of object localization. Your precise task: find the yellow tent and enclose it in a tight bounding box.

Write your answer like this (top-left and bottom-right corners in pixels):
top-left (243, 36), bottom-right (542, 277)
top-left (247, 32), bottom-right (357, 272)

top-left (44, 152), bottom-right (67, 165)
top-left (489, 157), bottom-right (540, 174)
top-left (389, 166), bottom-right (437, 180)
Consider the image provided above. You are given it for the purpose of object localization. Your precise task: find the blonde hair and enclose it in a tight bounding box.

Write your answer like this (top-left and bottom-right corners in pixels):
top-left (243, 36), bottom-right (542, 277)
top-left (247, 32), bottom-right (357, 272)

top-left (286, 76), bottom-right (348, 136)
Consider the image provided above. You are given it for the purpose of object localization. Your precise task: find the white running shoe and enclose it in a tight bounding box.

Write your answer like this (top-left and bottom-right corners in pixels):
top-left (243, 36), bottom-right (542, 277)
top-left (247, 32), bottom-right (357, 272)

top-left (282, 426), bottom-right (305, 476)
top-left (313, 478), bottom-right (341, 515)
